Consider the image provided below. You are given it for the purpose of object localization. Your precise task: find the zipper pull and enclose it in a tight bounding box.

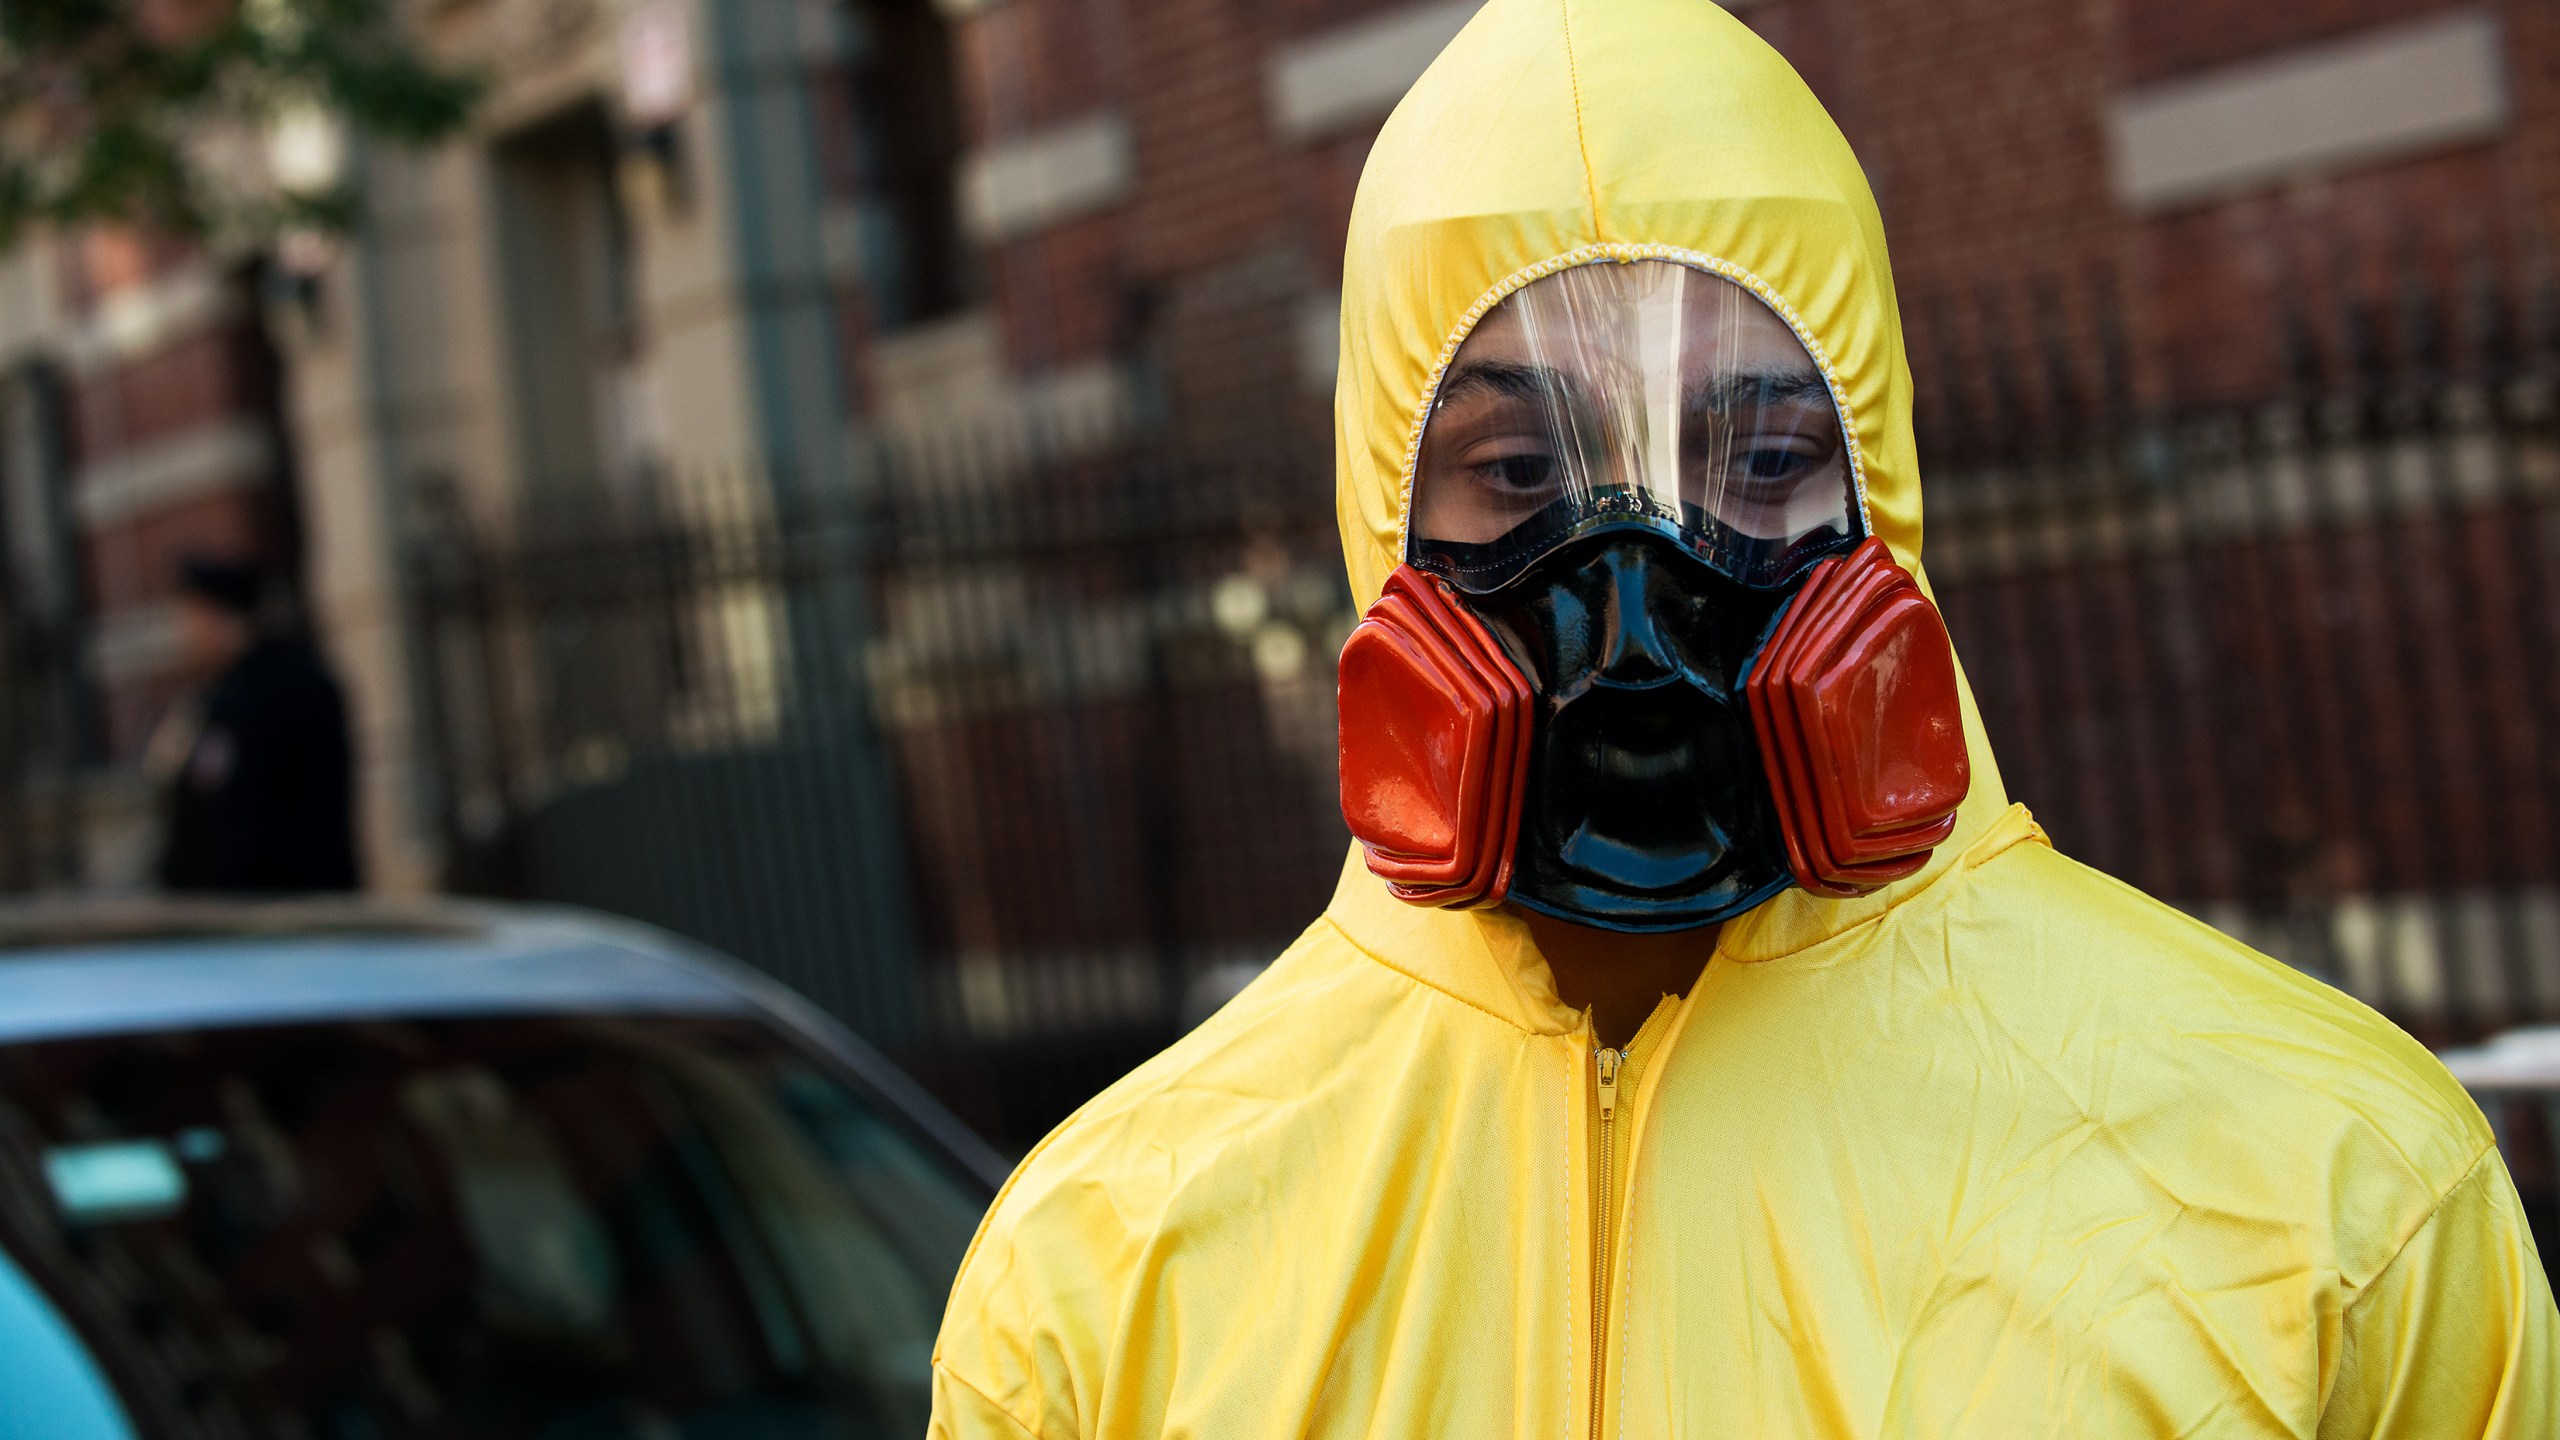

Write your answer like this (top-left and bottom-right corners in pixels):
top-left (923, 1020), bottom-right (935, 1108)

top-left (1595, 1047), bottom-right (1622, 1121)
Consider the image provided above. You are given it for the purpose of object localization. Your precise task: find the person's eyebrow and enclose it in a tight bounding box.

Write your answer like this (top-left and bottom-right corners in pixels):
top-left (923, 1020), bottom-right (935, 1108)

top-left (1436, 359), bottom-right (1575, 409)
top-left (1688, 367), bottom-right (1832, 415)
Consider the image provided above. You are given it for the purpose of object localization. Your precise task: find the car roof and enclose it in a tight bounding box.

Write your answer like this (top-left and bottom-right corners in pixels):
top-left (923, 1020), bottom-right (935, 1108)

top-left (2436, 1026), bottom-right (2560, 1092)
top-left (0, 897), bottom-right (754, 1043)
top-left (0, 897), bottom-right (1015, 1191)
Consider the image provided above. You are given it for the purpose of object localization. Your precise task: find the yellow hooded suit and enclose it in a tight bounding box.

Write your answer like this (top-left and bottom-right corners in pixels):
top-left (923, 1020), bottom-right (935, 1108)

top-left (931, 2), bottom-right (2559, 1434)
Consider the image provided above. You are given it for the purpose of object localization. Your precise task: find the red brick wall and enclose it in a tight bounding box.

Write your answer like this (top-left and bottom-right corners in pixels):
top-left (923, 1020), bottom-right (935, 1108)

top-left (1123, 0), bottom-right (1293, 274)
top-left (69, 325), bottom-right (279, 459)
top-left (84, 486), bottom-right (283, 614)
top-left (2121, 0), bottom-right (2472, 83)
top-left (2134, 147), bottom-right (2518, 403)
top-left (863, 0), bottom-right (2560, 434)
top-left (1273, 0), bottom-right (1404, 36)
top-left (1119, 0), bottom-right (1302, 430)
top-left (954, 0), bottom-right (1131, 141)
top-left (991, 212), bottom-right (1131, 369)
top-left (1831, 0), bottom-right (2117, 291)
top-left (1748, 0), bottom-right (2559, 416)
top-left (1293, 129), bottom-right (1372, 295)
top-left (54, 247), bottom-right (299, 764)
top-left (2503, 0), bottom-right (2560, 239)
top-left (1764, 0), bottom-right (2125, 426)
top-left (923, 0), bottom-right (1411, 418)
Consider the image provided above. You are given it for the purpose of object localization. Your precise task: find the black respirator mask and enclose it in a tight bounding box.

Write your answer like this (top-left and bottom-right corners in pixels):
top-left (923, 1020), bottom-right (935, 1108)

top-left (1468, 527), bottom-right (1799, 928)
top-left (1337, 260), bottom-right (1971, 932)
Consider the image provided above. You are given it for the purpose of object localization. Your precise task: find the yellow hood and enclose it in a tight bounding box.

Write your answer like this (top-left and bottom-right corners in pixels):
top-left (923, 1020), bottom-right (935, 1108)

top-left (932, 5), bottom-right (2556, 1435)
top-left (1331, 0), bottom-right (2007, 971)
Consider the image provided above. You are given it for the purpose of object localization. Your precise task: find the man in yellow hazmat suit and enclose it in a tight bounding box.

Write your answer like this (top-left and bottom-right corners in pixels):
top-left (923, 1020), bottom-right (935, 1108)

top-left (930, 1), bottom-right (2560, 1434)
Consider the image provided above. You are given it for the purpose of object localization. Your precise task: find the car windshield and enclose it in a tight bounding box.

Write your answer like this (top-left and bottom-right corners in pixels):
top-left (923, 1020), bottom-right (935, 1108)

top-left (0, 1012), bottom-right (989, 1440)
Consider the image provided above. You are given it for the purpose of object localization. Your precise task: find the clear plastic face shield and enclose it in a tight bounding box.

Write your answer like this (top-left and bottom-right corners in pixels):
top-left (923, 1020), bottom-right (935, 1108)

top-left (1408, 260), bottom-right (1861, 593)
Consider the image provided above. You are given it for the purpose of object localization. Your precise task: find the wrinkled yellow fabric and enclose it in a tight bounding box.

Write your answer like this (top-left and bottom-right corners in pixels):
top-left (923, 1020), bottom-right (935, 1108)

top-left (931, 1), bottom-right (2559, 1434)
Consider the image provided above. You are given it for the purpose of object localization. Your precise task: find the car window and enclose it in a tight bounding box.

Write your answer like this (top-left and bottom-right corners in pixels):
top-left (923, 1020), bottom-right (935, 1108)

top-left (0, 1014), bottom-right (990, 1439)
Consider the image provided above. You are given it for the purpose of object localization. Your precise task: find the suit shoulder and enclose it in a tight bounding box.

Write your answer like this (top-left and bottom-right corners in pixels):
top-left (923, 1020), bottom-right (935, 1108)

top-left (1954, 841), bottom-right (2492, 1256)
top-left (936, 912), bottom-right (1393, 1409)
top-left (966, 911), bottom-right (1386, 1247)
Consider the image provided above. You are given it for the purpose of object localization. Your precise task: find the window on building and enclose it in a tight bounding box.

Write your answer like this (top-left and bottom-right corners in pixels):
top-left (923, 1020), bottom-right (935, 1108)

top-left (845, 0), bottom-right (970, 330)
top-left (492, 103), bottom-right (644, 504)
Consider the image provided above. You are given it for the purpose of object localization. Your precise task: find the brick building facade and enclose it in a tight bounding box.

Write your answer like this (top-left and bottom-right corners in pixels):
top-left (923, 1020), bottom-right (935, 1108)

top-left (0, 230), bottom-right (302, 886)
top-left (897, 0), bottom-right (2560, 438)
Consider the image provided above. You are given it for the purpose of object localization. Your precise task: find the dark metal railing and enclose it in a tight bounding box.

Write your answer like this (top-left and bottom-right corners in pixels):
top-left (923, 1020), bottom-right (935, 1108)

top-left (1913, 252), bottom-right (2560, 1051)
top-left (407, 434), bottom-right (1354, 1147)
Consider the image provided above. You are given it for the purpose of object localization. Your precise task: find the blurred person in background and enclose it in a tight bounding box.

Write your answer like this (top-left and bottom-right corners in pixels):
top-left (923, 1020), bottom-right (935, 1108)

top-left (930, 2), bottom-right (2555, 1436)
top-left (152, 556), bottom-right (359, 893)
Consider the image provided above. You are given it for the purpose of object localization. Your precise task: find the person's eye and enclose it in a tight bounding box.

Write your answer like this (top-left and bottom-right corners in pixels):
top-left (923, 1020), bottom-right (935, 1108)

top-left (1712, 429), bottom-right (1836, 486)
top-left (1469, 447), bottom-right (1562, 495)
top-left (1739, 445), bottom-right (1816, 482)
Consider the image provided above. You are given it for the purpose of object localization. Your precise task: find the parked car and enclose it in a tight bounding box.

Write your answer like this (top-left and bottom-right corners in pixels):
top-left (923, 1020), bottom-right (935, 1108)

top-left (2436, 1025), bottom-right (2560, 1273)
top-left (0, 898), bottom-right (1004, 1439)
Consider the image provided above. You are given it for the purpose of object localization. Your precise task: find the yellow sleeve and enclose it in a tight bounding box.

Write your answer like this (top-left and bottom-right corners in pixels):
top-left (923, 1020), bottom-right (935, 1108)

top-left (2320, 1148), bottom-right (2560, 1438)
top-left (929, 1174), bottom-right (1110, 1440)
top-left (931, 1361), bottom-right (1049, 1440)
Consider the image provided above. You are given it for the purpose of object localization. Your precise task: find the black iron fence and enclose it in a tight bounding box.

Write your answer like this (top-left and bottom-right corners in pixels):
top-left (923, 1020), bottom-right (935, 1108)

top-left (1928, 384), bottom-right (2560, 1042)
top-left (1915, 261), bottom-right (2560, 1052)
top-left (408, 435), bottom-right (1354, 1147)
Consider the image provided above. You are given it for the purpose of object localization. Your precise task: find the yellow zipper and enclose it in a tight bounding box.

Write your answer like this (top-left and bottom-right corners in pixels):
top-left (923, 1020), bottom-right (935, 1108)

top-left (1590, 1042), bottom-right (1623, 1440)
top-left (1587, 998), bottom-right (1680, 1440)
